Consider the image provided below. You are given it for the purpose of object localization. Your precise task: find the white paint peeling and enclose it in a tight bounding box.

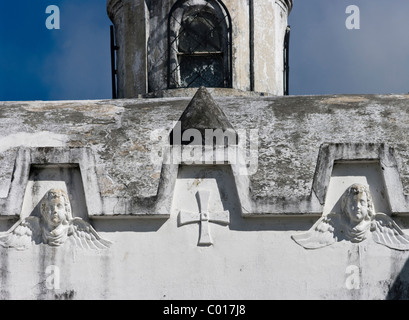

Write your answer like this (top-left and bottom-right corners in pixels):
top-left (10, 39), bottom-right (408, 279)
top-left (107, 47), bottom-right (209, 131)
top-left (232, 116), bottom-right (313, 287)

top-left (0, 132), bottom-right (68, 153)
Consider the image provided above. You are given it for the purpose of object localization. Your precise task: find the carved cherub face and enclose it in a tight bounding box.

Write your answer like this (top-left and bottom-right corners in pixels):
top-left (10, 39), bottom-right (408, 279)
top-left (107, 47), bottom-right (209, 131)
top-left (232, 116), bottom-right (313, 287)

top-left (40, 189), bottom-right (72, 228)
top-left (341, 184), bottom-right (375, 223)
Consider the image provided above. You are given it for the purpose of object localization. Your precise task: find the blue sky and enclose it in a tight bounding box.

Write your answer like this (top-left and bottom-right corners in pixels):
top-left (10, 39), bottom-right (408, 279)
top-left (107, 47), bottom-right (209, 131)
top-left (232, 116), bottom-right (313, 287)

top-left (0, 0), bottom-right (112, 101)
top-left (289, 0), bottom-right (409, 95)
top-left (1, 1), bottom-right (409, 101)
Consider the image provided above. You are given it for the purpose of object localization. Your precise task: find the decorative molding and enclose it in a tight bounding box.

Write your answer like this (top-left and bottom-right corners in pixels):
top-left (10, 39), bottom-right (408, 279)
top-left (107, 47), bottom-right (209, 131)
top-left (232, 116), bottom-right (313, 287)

top-left (312, 143), bottom-right (408, 215)
top-left (276, 0), bottom-right (293, 13)
top-left (0, 147), bottom-right (102, 219)
top-left (107, 0), bottom-right (124, 22)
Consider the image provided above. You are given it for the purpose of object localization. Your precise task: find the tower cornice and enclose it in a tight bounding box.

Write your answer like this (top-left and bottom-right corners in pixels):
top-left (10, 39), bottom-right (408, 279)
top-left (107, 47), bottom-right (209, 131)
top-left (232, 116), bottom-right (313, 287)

top-left (277, 0), bottom-right (293, 13)
top-left (107, 0), bottom-right (124, 21)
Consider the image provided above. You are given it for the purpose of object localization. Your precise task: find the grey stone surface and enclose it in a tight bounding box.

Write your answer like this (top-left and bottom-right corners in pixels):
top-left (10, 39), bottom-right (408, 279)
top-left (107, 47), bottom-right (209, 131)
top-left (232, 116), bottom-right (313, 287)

top-left (169, 87), bottom-right (237, 145)
top-left (1, 92), bottom-right (409, 217)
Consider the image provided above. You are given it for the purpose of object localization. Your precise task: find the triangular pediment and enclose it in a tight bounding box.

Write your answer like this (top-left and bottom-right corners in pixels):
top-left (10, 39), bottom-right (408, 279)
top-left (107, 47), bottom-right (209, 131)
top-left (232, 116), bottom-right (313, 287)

top-left (170, 87), bottom-right (237, 145)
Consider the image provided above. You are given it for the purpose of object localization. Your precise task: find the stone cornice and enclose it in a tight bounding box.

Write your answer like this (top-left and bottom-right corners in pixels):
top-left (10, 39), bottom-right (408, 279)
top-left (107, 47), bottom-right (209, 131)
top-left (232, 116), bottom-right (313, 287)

top-left (107, 0), bottom-right (124, 21)
top-left (277, 0), bottom-right (293, 13)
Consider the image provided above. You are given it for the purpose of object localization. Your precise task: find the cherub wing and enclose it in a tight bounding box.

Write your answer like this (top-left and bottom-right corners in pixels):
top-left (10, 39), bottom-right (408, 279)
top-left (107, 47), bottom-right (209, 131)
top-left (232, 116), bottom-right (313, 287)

top-left (69, 218), bottom-right (112, 250)
top-left (371, 213), bottom-right (409, 251)
top-left (291, 213), bottom-right (344, 249)
top-left (0, 217), bottom-right (42, 250)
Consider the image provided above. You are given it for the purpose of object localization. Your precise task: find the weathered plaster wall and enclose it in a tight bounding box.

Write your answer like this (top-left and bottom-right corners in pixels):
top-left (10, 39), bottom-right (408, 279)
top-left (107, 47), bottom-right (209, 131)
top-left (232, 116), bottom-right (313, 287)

top-left (253, 0), bottom-right (290, 94)
top-left (1, 91), bottom-right (409, 299)
top-left (2, 214), bottom-right (409, 300)
top-left (226, 0), bottom-right (250, 92)
top-left (2, 93), bottom-right (409, 216)
top-left (108, 0), bottom-right (149, 98)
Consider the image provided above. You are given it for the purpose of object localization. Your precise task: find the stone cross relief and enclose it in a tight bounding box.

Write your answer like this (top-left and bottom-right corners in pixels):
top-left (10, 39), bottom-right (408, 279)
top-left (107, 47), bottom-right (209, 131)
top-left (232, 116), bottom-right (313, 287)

top-left (179, 190), bottom-right (230, 246)
top-left (292, 183), bottom-right (409, 251)
top-left (0, 188), bottom-right (112, 250)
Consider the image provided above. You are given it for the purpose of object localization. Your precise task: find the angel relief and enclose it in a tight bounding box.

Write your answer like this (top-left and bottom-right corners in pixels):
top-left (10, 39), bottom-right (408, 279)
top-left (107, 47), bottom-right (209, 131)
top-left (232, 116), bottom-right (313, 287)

top-left (292, 183), bottom-right (409, 251)
top-left (0, 189), bottom-right (112, 250)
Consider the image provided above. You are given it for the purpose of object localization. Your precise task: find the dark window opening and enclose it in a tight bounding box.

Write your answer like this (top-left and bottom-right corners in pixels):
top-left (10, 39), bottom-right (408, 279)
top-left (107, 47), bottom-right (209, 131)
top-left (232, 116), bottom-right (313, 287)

top-left (168, 0), bottom-right (232, 89)
top-left (110, 25), bottom-right (119, 99)
top-left (283, 25), bottom-right (290, 96)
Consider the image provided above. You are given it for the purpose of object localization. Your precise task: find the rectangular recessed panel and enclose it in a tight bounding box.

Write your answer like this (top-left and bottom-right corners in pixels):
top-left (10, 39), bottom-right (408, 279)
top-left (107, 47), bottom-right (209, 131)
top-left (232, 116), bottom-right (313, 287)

top-left (323, 161), bottom-right (390, 215)
top-left (20, 164), bottom-right (88, 220)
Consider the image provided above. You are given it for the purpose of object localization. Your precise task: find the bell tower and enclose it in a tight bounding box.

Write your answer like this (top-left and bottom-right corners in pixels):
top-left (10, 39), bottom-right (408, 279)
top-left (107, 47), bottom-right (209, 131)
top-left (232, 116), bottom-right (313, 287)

top-left (107, 0), bottom-right (293, 98)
